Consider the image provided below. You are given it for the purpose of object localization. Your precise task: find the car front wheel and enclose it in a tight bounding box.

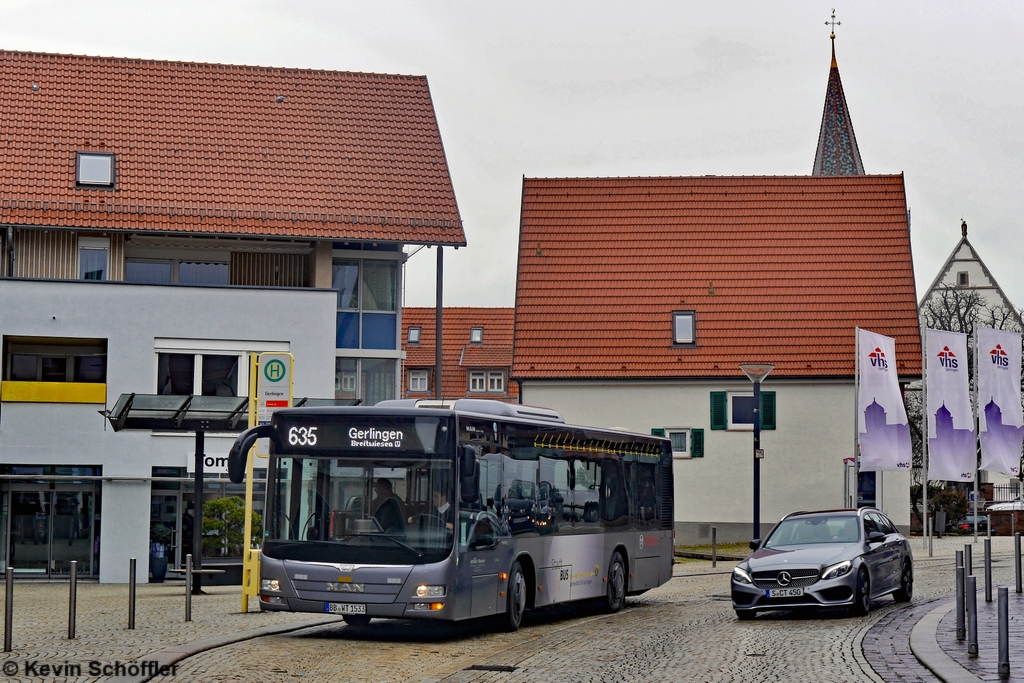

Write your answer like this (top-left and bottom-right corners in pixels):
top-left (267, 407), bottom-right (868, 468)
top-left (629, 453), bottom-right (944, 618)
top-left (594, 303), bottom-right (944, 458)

top-left (850, 568), bottom-right (870, 617)
top-left (893, 562), bottom-right (913, 603)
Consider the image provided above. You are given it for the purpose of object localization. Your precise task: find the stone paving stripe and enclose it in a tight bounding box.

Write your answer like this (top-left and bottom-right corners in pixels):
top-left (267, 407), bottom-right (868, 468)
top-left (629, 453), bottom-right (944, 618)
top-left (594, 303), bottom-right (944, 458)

top-left (909, 601), bottom-right (980, 683)
top-left (117, 615), bottom-right (344, 683)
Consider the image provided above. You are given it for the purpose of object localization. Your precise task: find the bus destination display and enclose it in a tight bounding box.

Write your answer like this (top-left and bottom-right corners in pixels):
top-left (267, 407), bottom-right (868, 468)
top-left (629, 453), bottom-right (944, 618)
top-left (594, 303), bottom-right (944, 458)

top-left (272, 415), bottom-right (447, 456)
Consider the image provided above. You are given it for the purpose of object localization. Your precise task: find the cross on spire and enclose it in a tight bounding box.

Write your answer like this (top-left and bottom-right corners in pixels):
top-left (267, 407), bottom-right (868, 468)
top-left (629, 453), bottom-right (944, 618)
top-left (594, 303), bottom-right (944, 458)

top-left (826, 9), bottom-right (841, 40)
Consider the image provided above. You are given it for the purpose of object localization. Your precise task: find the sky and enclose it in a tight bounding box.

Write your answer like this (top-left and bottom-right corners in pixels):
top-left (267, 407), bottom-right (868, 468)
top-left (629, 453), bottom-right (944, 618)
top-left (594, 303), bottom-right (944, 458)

top-left (1, 1), bottom-right (1022, 309)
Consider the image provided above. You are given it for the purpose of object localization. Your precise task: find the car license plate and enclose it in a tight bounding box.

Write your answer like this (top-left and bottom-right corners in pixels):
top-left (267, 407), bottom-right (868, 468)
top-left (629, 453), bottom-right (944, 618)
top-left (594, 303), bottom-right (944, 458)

top-left (766, 587), bottom-right (804, 598)
top-left (325, 602), bottom-right (366, 615)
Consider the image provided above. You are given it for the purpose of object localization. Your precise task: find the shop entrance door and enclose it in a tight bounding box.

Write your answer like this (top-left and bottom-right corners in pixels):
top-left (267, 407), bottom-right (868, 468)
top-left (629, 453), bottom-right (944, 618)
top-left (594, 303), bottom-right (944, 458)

top-left (6, 486), bottom-right (96, 578)
top-left (150, 492), bottom-right (182, 568)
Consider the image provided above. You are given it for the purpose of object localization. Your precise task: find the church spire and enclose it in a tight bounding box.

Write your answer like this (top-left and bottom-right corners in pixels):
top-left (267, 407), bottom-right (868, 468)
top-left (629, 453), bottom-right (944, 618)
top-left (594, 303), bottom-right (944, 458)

top-left (812, 10), bottom-right (866, 176)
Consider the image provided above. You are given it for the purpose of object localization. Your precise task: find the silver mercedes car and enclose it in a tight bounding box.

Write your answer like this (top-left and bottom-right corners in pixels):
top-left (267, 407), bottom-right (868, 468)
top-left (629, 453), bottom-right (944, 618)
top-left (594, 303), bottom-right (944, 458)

top-left (731, 508), bottom-right (913, 619)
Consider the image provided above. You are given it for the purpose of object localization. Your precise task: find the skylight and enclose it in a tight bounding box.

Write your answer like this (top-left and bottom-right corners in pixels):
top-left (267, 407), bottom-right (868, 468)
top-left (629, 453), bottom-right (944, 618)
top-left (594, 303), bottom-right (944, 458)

top-left (77, 152), bottom-right (115, 187)
top-left (470, 327), bottom-right (484, 344)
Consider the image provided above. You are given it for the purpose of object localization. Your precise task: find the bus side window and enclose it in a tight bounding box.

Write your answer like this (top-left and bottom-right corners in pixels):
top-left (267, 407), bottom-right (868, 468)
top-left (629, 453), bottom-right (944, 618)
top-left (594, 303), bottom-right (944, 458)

top-left (600, 458), bottom-right (629, 528)
top-left (538, 456), bottom-right (569, 534)
top-left (634, 462), bottom-right (659, 530)
top-left (572, 459), bottom-right (601, 532)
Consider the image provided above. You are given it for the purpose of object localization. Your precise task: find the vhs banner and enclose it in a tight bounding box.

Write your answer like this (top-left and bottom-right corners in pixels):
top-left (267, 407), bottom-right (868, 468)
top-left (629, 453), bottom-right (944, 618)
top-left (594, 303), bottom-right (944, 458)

top-left (977, 326), bottom-right (1023, 476)
top-left (925, 329), bottom-right (975, 482)
top-left (857, 328), bottom-right (912, 471)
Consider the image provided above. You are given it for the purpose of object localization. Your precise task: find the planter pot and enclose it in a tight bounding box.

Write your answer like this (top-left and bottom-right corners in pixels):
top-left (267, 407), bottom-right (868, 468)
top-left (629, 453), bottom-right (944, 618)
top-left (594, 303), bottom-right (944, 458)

top-left (150, 555), bottom-right (168, 583)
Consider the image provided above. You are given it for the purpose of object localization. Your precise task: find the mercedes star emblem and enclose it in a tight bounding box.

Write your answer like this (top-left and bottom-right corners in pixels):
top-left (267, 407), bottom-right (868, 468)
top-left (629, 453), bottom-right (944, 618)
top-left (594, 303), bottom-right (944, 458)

top-left (777, 571), bottom-right (792, 587)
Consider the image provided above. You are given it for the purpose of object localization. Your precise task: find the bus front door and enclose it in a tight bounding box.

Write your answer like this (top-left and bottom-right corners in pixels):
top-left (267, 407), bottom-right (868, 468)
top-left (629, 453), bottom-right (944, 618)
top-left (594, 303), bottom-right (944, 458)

top-left (460, 511), bottom-right (508, 619)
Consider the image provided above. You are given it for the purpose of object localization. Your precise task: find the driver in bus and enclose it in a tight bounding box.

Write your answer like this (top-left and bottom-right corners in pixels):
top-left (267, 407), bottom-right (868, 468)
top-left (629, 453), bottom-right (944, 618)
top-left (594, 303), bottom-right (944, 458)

top-left (432, 491), bottom-right (454, 531)
top-left (371, 478), bottom-right (406, 533)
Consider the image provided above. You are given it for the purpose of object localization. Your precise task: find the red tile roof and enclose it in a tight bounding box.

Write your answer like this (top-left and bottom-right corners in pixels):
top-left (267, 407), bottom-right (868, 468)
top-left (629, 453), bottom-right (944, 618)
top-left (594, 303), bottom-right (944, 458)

top-left (402, 307), bottom-right (517, 400)
top-left (514, 175), bottom-right (922, 380)
top-left (0, 51), bottom-right (464, 245)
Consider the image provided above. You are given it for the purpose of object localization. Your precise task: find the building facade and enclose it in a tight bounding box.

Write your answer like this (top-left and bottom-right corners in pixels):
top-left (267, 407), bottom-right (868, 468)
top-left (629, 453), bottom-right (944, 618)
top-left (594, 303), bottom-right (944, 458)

top-left (0, 51), bottom-right (464, 581)
top-left (400, 307), bottom-right (516, 402)
top-left (512, 175), bottom-right (921, 544)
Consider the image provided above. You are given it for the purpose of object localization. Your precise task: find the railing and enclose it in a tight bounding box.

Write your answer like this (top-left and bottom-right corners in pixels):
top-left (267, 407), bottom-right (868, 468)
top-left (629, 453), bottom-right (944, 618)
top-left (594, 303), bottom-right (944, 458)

top-left (990, 483), bottom-right (1021, 503)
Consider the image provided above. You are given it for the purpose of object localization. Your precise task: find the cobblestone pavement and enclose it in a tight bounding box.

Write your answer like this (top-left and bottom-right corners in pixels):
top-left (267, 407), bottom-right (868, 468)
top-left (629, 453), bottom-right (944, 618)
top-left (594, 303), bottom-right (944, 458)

top-left (936, 581), bottom-right (1024, 681)
top-left (0, 581), bottom-right (340, 682)
top-left (152, 540), bottom-right (1015, 683)
top-left (1, 537), bottom-right (1017, 682)
top-left (864, 537), bottom-right (1021, 683)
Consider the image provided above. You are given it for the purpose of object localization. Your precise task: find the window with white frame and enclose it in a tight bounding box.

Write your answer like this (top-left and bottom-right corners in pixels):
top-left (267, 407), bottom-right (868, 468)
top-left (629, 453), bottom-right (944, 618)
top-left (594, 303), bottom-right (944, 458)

top-left (673, 311), bottom-right (695, 345)
top-left (156, 353), bottom-right (240, 396)
top-left (667, 429), bottom-right (690, 457)
top-left (78, 237), bottom-right (109, 281)
top-left (487, 371), bottom-right (505, 392)
top-left (728, 392), bottom-right (757, 430)
top-left (469, 371), bottom-right (486, 392)
top-left (76, 152), bottom-right (115, 187)
top-left (409, 369), bottom-right (429, 393)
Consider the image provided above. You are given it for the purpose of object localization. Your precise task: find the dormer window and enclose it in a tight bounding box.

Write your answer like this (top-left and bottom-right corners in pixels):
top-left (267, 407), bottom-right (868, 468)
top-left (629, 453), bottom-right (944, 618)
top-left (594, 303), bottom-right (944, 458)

top-left (76, 152), bottom-right (115, 187)
top-left (470, 327), bottom-right (484, 344)
top-left (673, 311), bottom-right (695, 345)
top-left (407, 326), bottom-right (422, 344)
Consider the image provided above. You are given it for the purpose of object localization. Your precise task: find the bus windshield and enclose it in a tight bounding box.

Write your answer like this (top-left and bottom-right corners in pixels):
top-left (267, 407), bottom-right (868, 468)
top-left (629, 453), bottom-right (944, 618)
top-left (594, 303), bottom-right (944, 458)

top-left (264, 455), bottom-right (455, 565)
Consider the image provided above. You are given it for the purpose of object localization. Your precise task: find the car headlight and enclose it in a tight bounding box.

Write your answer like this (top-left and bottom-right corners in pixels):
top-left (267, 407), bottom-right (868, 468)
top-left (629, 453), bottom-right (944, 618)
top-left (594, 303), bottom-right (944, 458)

top-left (260, 579), bottom-right (280, 592)
top-left (732, 566), bottom-right (753, 585)
top-left (415, 585), bottom-right (446, 598)
top-left (821, 560), bottom-right (852, 581)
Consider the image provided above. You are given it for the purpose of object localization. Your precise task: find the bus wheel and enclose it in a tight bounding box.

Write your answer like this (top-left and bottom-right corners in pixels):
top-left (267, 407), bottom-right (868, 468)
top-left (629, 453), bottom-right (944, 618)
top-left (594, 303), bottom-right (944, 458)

top-left (605, 552), bottom-right (626, 613)
top-left (343, 615), bottom-right (371, 627)
top-left (504, 561), bottom-right (527, 632)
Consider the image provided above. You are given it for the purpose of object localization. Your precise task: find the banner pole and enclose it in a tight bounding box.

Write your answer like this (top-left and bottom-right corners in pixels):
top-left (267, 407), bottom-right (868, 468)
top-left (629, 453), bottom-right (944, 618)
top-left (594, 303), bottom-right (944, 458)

top-left (923, 327), bottom-right (929, 550)
top-left (973, 325), bottom-right (980, 544)
top-left (854, 327), bottom-right (860, 508)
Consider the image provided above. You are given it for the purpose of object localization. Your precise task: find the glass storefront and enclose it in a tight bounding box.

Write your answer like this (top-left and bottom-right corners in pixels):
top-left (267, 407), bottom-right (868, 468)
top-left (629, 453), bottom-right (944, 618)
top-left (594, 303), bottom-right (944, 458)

top-left (0, 466), bottom-right (101, 577)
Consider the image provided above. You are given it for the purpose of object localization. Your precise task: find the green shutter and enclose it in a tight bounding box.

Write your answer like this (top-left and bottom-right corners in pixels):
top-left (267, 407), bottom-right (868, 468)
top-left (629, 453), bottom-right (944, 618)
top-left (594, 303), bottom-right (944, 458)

top-left (651, 428), bottom-right (665, 437)
top-left (691, 428), bottom-right (704, 458)
top-left (760, 391), bottom-right (776, 430)
top-left (710, 391), bottom-right (727, 430)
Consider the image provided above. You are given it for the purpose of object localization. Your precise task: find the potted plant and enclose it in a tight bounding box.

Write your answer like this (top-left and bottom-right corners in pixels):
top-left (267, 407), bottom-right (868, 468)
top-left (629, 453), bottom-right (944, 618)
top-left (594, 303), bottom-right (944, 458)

top-left (150, 523), bottom-right (172, 582)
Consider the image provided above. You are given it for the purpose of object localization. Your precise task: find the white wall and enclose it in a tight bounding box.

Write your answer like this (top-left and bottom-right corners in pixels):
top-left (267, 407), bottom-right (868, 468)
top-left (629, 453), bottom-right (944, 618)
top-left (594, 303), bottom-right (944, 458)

top-left (521, 378), bottom-right (911, 540)
top-left (0, 278), bottom-right (337, 581)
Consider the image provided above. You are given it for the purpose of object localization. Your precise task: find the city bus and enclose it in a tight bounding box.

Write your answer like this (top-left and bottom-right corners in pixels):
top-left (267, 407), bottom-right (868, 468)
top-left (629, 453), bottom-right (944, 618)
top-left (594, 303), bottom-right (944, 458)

top-left (227, 398), bottom-right (674, 630)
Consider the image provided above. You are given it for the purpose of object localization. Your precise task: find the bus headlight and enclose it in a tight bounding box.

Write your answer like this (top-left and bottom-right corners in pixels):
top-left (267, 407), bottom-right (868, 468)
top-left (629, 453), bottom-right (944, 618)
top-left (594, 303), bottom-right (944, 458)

top-left (416, 585), bottom-right (446, 598)
top-left (261, 579), bottom-right (281, 592)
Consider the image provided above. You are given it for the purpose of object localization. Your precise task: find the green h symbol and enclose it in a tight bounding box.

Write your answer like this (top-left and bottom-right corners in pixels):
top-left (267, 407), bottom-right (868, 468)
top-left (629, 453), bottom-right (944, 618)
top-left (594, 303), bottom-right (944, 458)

top-left (264, 359), bottom-right (286, 382)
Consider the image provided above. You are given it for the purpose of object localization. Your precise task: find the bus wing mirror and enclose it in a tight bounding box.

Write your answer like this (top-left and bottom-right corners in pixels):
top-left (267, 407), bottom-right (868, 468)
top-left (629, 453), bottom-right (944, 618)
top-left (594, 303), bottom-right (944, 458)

top-left (228, 424), bottom-right (279, 484)
top-left (460, 445), bottom-right (480, 504)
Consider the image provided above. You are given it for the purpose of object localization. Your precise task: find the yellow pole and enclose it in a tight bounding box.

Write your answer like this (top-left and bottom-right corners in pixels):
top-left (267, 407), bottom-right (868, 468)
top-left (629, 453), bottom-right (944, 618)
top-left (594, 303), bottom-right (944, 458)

top-left (241, 352), bottom-right (259, 612)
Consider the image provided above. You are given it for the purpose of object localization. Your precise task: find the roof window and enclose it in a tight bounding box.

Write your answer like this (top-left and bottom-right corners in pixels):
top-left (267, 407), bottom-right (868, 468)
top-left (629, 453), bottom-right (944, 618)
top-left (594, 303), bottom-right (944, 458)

top-left (470, 327), bottom-right (484, 344)
top-left (673, 311), bottom-right (695, 345)
top-left (407, 326), bottom-right (421, 344)
top-left (76, 152), bottom-right (115, 187)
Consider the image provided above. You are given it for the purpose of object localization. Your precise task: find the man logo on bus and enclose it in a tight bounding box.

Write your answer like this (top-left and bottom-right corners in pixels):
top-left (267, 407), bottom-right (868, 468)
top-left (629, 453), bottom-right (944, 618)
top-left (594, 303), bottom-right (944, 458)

top-left (990, 345), bottom-right (1009, 368)
top-left (868, 347), bottom-right (888, 370)
top-left (264, 359), bottom-right (287, 382)
top-left (937, 346), bottom-right (958, 370)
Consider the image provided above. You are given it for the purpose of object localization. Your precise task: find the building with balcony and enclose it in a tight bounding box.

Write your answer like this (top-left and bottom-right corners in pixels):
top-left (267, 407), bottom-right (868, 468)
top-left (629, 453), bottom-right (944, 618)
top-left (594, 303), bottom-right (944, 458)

top-left (0, 50), bottom-right (465, 581)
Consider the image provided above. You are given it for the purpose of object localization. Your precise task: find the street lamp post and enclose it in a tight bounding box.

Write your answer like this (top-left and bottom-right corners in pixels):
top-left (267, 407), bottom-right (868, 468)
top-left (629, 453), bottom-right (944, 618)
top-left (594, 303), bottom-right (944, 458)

top-left (740, 363), bottom-right (775, 543)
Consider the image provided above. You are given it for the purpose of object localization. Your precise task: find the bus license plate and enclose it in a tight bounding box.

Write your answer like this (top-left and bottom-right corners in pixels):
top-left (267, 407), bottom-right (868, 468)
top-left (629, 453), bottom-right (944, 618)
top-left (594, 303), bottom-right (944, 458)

top-left (325, 602), bottom-right (366, 615)
top-left (766, 587), bottom-right (804, 598)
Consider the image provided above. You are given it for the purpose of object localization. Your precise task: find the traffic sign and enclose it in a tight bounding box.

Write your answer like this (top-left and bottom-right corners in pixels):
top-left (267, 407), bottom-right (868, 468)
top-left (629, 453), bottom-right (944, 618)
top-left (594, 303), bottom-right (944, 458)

top-left (256, 352), bottom-right (293, 456)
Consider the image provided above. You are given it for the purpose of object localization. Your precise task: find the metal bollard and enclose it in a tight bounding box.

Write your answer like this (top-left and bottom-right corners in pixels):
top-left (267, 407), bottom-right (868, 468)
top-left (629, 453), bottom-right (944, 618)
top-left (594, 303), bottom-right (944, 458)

top-left (985, 538), bottom-right (993, 603)
top-left (185, 554), bottom-right (192, 622)
top-left (998, 585), bottom-right (1009, 677)
top-left (956, 550), bottom-right (966, 640)
top-left (68, 560), bottom-right (77, 640)
top-left (988, 516), bottom-right (992, 539)
top-left (928, 516), bottom-right (933, 557)
top-left (1016, 533), bottom-right (1022, 594)
top-left (128, 558), bottom-right (136, 630)
top-left (967, 575), bottom-right (978, 656)
top-left (4, 566), bottom-right (13, 652)
top-left (711, 527), bottom-right (717, 568)
top-left (966, 543), bottom-right (973, 576)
